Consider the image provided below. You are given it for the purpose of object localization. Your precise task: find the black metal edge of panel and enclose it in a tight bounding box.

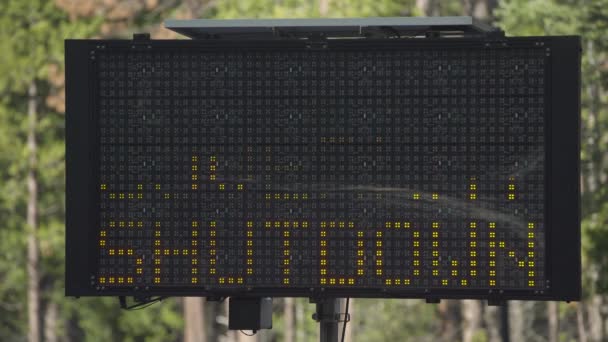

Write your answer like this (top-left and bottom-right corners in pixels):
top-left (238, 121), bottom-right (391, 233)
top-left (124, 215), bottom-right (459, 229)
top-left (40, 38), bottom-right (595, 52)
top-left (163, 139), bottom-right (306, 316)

top-left (70, 36), bottom-right (580, 300)
top-left (547, 36), bottom-right (582, 301)
top-left (77, 35), bottom-right (580, 51)
top-left (69, 287), bottom-right (573, 301)
top-left (65, 40), bottom-right (94, 296)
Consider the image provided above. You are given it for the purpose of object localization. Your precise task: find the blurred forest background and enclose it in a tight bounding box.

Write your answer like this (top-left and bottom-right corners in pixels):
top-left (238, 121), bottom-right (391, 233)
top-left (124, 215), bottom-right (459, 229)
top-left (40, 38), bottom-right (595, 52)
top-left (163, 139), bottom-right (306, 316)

top-left (0, 0), bottom-right (606, 341)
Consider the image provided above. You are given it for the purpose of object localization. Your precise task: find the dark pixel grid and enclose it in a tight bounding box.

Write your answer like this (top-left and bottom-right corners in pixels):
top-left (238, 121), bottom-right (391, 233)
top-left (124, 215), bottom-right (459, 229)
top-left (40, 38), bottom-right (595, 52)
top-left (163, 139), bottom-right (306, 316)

top-left (96, 45), bottom-right (546, 291)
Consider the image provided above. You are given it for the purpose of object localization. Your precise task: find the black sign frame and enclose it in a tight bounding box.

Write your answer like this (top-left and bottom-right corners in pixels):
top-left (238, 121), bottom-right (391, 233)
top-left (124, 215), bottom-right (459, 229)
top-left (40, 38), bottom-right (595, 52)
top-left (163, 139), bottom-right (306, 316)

top-left (65, 36), bottom-right (581, 301)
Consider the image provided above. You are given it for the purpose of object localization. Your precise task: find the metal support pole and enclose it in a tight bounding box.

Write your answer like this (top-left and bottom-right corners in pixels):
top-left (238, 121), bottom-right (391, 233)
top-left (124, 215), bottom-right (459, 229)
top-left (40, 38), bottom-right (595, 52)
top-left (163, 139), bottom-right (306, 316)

top-left (500, 303), bottom-right (510, 342)
top-left (314, 298), bottom-right (343, 342)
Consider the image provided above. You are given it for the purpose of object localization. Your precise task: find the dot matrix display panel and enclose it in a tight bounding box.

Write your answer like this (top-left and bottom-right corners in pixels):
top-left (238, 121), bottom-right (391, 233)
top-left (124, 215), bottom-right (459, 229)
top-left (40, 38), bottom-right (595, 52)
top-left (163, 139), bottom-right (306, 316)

top-left (64, 36), bottom-right (582, 300)
top-left (95, 43), bottom-right (547, 293)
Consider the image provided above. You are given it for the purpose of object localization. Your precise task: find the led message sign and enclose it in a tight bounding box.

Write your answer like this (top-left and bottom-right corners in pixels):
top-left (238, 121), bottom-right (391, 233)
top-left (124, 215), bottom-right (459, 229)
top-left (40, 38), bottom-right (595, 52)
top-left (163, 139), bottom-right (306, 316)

top-left (66, 37), bottom-right (581, 300)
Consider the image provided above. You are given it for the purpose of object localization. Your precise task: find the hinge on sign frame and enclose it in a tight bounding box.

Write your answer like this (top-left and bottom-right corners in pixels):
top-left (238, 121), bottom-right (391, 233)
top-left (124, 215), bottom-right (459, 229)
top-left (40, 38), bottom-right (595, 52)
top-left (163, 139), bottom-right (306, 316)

top-left (305, 33), bottom-right (328, 50)
top-left (133, 33), bottom-right (150, 41)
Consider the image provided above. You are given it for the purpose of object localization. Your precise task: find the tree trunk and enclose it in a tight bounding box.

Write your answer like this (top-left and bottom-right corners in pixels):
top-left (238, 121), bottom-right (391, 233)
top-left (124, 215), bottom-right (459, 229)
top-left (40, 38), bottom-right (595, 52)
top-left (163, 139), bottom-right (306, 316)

top-left (462, 0), bottom-right (498, 21)
top-left (206, 301), bottom-right (222, 342)
top-left (184, 297), bottom-right (206, 342)
top-left (508, 301), bottom-right (524, 342)
top-left (319, 0), bottom-right (329, 17)
top-left (284, 297), bottom-right (295, 342)
top-left (577, 302), bottom-right (588, 342)
top-left (547, 302), bottom-right (559, 342)
top-left (587, 295), bottom-right (603, 342)
top-left (344, 299), bottom-right (353, 342)
top-left (461, 300), bottom-right (483, 342)
top-left (27, 81), bottom-right (40, 342)
top-left (483, 305), bottom-right (501, 342)
top-left (438, 300), bottom-right (460, 341)
top-left (43, 301), bottom-right (58, 342)
top-left (416, 0), bottom-right (441, 16)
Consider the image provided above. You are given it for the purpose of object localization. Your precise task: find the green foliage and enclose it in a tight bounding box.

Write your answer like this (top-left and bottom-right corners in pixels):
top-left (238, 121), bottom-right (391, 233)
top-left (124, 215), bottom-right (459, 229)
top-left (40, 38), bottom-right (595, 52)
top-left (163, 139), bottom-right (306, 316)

top-left (0, 0), bottom-right (606, 340)
top-left (64, 297), bottom-right (183, 342)
top-left (353, 299), bottom-right (437, 341)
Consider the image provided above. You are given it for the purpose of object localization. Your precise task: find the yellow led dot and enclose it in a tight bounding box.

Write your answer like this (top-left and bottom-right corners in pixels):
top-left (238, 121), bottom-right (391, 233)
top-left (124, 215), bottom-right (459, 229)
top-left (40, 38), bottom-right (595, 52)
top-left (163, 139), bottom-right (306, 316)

top-left (470, 193), bottom-right (477, 200)
top-left (432, 269), bottom-right (438, 276)
top-left (219, 184), bottom-right (225, 190)
top-left (413, 193), bottom-right (420, 200)
top-left (461, 279), bottom-right (467, 286)
top-left (442, 279), bottom-right (448, 286)
top-left (413, 269), bottom-right (420, 276)
top-left (508, 193), bottom-right (515, 200)
top-left (432, 193), bottom-right (439, 200)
